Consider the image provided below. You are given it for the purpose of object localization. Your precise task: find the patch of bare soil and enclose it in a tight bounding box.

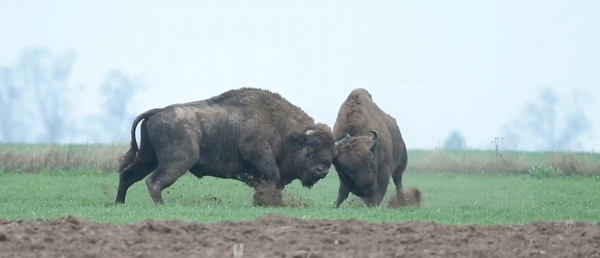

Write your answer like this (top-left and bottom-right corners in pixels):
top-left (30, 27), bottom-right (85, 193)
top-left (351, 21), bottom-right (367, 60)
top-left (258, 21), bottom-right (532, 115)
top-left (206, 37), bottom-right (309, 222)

top-left (253, 186), bottom-right (311, 207)
top-left (1, 215), bottom-right (599, 258)
top-left (283, 191), bottom-right (313, 208)
top-left (252, 184), bottom-right (285, 207)
top-left (388, 187), bottom-right (423, 209)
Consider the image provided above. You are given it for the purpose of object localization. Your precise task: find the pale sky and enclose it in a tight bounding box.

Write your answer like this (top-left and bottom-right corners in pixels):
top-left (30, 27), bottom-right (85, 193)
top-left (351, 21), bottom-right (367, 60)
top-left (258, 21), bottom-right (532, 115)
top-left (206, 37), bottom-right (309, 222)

top-left (1, 0), bottom-right (599, 151)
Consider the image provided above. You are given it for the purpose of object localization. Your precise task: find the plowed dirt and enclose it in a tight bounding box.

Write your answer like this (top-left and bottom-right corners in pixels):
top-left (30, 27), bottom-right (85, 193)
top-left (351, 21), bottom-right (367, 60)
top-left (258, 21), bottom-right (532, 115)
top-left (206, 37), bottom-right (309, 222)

top-left (1, 214), bottom-right (599, 258)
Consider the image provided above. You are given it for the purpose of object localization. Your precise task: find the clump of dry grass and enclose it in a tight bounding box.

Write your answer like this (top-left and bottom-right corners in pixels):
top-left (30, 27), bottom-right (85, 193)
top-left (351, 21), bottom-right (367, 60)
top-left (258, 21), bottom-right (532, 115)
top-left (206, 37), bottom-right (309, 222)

top-left (1, 143), bottom-right (599, 176)
top-left (545, 151), bottom-right (600, 176)
top-left (408, 150), bottom-right (531, 175)
top-left (0, 143), bottom-right (127, 173)
top-left (408, 149), bottom-right (600, 176)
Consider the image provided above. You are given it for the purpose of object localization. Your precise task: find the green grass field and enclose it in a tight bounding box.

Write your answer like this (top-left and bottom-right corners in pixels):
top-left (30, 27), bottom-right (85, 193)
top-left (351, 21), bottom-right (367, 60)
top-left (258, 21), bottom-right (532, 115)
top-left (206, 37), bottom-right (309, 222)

top-left (1, 144), bottom-right (599, 226)
top-left (1, 168), bottom-right (599, 226)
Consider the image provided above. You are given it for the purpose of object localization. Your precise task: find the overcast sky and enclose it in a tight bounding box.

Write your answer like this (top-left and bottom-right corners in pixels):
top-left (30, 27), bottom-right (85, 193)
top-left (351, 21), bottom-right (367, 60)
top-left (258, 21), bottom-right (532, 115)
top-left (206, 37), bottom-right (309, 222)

top-left (1, 1), bottom-right (599, 151)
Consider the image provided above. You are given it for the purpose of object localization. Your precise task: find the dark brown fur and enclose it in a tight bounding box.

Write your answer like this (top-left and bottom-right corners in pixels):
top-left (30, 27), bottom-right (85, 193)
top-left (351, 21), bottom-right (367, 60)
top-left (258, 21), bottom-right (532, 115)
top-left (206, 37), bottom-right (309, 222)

top-left (332, 88), bottom-right (409, 208)
top-left (115, 87), bottom-right (340, 207)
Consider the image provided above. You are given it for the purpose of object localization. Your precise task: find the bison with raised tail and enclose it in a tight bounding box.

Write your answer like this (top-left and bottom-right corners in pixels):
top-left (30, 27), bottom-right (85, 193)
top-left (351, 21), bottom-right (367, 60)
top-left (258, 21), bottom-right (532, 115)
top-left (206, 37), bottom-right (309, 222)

top-left (115, 87), bottom-right (339, 207)
top-left (332, 88), bottom-right (409, 208)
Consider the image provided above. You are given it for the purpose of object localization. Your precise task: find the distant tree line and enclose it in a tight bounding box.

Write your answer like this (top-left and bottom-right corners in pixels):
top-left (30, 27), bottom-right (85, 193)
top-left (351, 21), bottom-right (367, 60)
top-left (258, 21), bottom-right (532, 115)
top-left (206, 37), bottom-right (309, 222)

top-left (0, 48), bottom-right (595, 151)
top-left (0, 48), bottom-right (143, 144)
top-left (443, 86), bottom-right (594, 152)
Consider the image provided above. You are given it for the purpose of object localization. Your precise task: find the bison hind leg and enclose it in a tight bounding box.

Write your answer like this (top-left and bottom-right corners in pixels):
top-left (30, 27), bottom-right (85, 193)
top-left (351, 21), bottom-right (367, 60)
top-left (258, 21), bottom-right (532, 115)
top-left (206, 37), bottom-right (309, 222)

top-left (188, 165), bottom-right (206, 179)
top-left (115, 161), bottom-right (157, 204)
top-left (145, 157), bottom-right (197, 205)
top-left (392, 165), bottom-right (405, 195)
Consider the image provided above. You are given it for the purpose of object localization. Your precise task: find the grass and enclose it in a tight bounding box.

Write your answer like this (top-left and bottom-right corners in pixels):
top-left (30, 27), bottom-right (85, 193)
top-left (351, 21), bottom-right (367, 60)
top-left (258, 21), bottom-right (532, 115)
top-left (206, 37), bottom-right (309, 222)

top-left (0, 143), bottom-right (599, 226)
top-left (1, 169), bottom-right (599, 226)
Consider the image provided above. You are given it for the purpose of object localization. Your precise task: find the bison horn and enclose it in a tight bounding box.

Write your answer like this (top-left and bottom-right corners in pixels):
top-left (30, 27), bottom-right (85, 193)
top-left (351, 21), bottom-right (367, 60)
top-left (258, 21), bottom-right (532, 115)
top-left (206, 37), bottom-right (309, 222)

top-left (305, 129), bottom-right (314, 135)
top-left (334, 133), bottom-right (351, 147)
top-left (368, 130), bottom-right (379, 149)
top-left (369, 130), bottom-right (379, 141)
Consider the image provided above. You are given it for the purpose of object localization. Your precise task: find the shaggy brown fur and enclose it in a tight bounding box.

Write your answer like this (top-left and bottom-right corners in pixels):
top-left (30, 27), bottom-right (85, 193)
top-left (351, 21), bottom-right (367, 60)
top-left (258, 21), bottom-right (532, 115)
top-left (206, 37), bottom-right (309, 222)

top-left (332, 88), bottom-right (409, 208)
top-left (115, 87), bottom-right (341, 207)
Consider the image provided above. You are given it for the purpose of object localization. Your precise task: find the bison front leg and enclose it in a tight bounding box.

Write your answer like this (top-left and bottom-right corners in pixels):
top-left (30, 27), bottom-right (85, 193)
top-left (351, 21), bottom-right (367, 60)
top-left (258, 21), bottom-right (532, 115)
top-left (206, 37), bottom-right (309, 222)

top-left (241, 141), bottom-right (286, 207)
top-left (333, 183), bottom-right (350, 208)
top-left (361, 188), bottom-right (386, 208)
top-left (361, 195), bottom-right (384, 208)
top-left (253, 183), bottom-right (285, 207)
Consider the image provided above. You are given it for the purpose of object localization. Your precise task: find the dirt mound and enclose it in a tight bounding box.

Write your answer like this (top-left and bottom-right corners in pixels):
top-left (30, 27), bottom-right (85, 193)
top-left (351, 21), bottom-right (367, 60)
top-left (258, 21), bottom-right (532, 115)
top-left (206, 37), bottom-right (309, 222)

top-left (283, 192), bottom-right (313, 208)
top-left (253, 185), bottom-right (313, 208)
top-left (252, 184), bottom-right (285, 207)
top-left (388, 187), bottom-right (423, 208)
top-left (1, 214), bottom-right (599, 258)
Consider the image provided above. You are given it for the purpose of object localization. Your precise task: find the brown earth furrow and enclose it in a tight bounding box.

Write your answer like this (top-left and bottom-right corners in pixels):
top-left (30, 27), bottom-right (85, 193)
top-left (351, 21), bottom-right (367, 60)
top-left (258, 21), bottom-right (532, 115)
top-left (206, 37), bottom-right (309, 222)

top-left (0, 214), bottom-right (598, 258)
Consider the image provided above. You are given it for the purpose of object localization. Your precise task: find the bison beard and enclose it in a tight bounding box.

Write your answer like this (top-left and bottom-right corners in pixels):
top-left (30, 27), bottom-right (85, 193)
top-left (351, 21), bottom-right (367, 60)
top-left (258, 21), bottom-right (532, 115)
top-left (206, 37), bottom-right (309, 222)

top-left (332, 88), bottom-right (411, 208)
top-left (115, 87), bottom-right (340, 207)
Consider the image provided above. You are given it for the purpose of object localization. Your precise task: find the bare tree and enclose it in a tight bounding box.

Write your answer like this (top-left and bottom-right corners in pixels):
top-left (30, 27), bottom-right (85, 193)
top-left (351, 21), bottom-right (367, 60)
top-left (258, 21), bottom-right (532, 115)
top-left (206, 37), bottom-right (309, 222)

top-left (443, 129), bottom-right (466, 150)
top-left (33, 49), bottom-right (77, 142)
top-left (95, 69), bottom-right (145, 142)
top-left (0, 48), bottom-right (77, 143)
top-left (1, 47), bottom-right (147, 144)
top-left (0, 67), bottom-right (27, 142)
top-left (502, 86), bottom-right (594, 151)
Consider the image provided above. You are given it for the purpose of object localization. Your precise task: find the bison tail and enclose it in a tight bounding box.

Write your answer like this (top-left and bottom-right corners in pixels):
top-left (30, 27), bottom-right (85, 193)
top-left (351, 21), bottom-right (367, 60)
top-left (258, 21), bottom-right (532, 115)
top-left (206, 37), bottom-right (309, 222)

top-left (117, 108), bottom-right (163, 172)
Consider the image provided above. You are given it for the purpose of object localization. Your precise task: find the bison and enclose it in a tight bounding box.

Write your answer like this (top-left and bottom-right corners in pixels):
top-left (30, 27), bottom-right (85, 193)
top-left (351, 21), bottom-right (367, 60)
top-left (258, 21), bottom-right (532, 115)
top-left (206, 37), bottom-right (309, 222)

top-left (331, 88), bottom-right (409, 208)
top-left (115, 87), bottom-right (340, 207)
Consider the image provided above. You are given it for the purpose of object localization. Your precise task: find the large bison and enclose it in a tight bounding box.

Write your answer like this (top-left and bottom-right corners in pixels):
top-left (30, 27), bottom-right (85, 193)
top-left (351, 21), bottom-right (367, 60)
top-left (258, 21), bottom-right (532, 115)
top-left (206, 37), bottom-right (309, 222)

top-left (115, 87), bottom-right (340, 207)
top-left (331, 88), bottom-right (409, 208)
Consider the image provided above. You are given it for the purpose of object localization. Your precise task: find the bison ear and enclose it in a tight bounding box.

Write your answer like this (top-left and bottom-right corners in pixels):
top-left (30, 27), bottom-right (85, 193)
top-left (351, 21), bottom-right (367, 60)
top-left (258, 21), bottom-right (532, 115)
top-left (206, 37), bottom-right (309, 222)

top-left (368, 130), bottom-right (378, 151)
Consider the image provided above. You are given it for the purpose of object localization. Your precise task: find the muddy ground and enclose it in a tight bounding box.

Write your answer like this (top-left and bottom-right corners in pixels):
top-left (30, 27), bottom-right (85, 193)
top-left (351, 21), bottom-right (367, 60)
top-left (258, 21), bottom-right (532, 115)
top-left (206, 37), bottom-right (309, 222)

top-left (0, 214), bottom-right (598, 258)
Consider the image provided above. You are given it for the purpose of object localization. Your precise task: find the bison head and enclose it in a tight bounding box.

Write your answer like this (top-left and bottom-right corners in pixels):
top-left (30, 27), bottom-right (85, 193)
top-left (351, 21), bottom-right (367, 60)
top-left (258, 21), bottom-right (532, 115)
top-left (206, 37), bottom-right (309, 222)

top-left (332, 130), bottom-right (380, 197)
top-left (285, 123), bottom-right (338, 188)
